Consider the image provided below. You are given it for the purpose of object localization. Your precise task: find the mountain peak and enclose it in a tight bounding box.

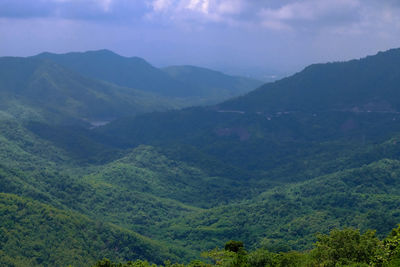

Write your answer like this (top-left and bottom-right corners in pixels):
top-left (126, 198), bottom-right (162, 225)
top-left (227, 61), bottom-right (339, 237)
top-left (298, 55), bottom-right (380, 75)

top-left (83, 49), bottom-right (120, 57)
top-left (221, 47), bottom-right (400, 113)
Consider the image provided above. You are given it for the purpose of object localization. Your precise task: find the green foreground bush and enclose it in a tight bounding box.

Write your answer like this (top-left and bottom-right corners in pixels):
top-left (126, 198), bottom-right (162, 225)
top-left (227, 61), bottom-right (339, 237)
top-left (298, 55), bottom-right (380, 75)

top-left (93, 225), bottom-right (400, 267)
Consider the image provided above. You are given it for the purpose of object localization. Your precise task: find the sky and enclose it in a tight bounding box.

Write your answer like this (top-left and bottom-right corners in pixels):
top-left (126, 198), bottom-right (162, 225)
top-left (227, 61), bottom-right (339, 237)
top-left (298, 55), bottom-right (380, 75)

top-left (1, 0), bottom-right (400, 79)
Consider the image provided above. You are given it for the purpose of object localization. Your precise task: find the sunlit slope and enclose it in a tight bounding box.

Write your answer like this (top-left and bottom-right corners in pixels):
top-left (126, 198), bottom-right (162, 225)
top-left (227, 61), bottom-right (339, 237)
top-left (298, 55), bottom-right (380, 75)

top-left (0, 193), bottom-right (179, 267)
top-left (0, 56), bottom-right (179, 124)
top-left (163, 157), bottom-right (400, 253)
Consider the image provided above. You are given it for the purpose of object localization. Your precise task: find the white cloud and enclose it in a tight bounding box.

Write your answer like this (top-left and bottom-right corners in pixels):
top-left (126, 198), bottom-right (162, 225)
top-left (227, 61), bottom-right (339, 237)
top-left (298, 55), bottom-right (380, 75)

top-left (186, 0), bottom-right (209, 13)
top-left (151, 0), bottom-right (172, 12)
top-left (258, 0), bottom-right (361, 31)
top-left (99, 0), bottom-right (113, 12)
top-left (147, 0), bottom-right (247, 24)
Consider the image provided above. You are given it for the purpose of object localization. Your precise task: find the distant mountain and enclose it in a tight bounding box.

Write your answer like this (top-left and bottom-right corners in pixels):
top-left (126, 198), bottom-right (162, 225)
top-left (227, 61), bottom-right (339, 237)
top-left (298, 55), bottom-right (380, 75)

top-left (0, 56), bottom-right (179, 124)
top-left (221, 48), bottom-right (400, 113)
top-left (98, 48), bottom-right (400, 179)
top-left (92, 47), bottom-right (400, 254)
top-left (35, 50), bottom-right (191, 97)
top-left (163, 65), bottom-right (262, 102)
top-left (35, 50), bottom-right (262, 102)
top-left (3, 47), bottom-right (400, 266)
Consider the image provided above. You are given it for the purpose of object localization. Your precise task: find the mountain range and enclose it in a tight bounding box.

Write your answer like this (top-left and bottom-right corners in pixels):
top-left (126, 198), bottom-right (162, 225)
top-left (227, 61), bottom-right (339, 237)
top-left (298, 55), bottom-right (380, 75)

top-left (1, 48), bottom-right (400, 266)
top-left (35, 49), bottom-right (262, 101)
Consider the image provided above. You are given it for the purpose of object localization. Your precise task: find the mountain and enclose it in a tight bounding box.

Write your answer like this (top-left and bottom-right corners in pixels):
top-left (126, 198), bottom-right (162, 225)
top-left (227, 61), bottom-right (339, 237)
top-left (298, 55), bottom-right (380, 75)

top-left (93, 48), bottom-right (400, 252)
top-left (163, 65), bottom-right (262, 102)
top-left (35, 50), bottom-right (191, 97)
top-left (221, 48), bottom-right (400, 113)
top-left (0, 193), bottom-right (178, 267)
top-left (99, 49), bottom-right (400, 153)
top-left (35, 50), bottom-right (262, 102)
top-left (0, 56), bottom-right (179, 125)
top-left (0, 120), bottom-right (194, 265)
top-left (2, 47), bottom-right (400, 266)
top-left (163, 157), bottom-right (400, 253)
top-left (98, 48), bottom-right (400, 176)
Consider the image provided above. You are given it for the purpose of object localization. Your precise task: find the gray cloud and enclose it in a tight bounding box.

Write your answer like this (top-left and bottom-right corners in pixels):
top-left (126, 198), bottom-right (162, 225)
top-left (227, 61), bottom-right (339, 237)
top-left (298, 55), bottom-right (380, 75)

top-left (1, 0), bottom-right (400, 77)
top-left (0, 0), bottom-right (148, 21)
top-left (2, 0), bottom-right (400, 32)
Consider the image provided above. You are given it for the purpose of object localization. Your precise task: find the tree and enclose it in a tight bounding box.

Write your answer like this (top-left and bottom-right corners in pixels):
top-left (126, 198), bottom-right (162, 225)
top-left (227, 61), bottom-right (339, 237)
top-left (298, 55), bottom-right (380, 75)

top-left (311, 228), bottom-right (381, 266)
top-left (224, 241), bottom-right (244, 253)
top-left (382, 224), bottom-right (400, 266)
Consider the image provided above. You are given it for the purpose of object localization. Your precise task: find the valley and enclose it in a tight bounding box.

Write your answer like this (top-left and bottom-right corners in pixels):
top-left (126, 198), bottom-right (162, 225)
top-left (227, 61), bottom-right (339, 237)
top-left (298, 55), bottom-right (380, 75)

top-left (1, 48), bottom-right (400, 266)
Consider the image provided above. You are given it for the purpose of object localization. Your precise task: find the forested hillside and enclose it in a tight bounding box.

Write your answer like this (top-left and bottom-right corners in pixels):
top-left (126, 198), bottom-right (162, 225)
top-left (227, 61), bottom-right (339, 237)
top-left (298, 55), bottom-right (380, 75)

top-left (93, 225), bottom-right (400, 266)
top-left (221, 48), bottom-right (400, 113)
top-left (0, 57), bottom-right (179, 125)
top-left (35, 50), bottom-right (262, 103)
top-left (1, 48), bottom-right (400, 266)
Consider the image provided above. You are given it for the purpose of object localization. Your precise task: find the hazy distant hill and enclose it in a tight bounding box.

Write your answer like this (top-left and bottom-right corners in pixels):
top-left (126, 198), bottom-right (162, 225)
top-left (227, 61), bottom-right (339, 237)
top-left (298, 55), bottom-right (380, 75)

top-left (35, 50), bottom-right (262, 102)
top-left (98, 48), bottom-right (400, 183)
top-left (0, 56), bottom-right (179, 124)
top-left (221, 48), bottom-right (400, 113)
top-left (163, 65), bottom-right (262, 102)
top-left (35, 50), bottom-right (191, 97)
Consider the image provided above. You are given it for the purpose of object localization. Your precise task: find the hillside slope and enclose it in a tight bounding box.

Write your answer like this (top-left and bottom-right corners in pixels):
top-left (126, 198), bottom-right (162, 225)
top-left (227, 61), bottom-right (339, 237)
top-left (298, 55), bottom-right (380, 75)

top-left (221, 48), bottom-right (400, 113)
top-left (0, 193), bottom-right (179, 267)
top-left (2, 48), bottom-right (400, 265)
top-left (163, 65), bottom-right (262, 102)
top-left (35, 50), bottom-right (262, 102)
top-left (0, 56), bottom-right (178, 124)
top-left (35, 50), bottom-right (190, 97)
top-left (98, 48), bottom-right (400, 180)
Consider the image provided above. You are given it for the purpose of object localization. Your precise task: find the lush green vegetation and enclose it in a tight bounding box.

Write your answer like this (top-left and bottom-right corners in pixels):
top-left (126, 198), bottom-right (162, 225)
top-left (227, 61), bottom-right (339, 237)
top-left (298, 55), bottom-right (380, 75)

top-left (1, 48), bottom-right (400, 266)
top-left (92, 225), bottom-right (400, 266)
top-left (0, 56), bottom-right (184, 125)
top-left (221, 48), bottom-right (400, 113)
top-left (0, 193), bottom-right (180, 267)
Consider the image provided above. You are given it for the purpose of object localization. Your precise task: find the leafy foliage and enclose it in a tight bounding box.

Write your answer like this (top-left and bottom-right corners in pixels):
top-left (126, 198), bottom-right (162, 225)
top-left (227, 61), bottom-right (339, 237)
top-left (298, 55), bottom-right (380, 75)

top-left (91, 225), bottom-right (400, 267)
top-left (0, 193), bottom-right (177, 267)
top-left (2, 48), bottom-right (400, 266)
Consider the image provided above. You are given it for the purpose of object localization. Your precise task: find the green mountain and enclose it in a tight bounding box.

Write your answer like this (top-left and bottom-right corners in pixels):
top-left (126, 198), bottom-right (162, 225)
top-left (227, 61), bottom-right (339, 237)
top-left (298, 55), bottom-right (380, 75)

top-left (98, 48), bottom-right (400, 178)
top-left (2, 48), bottom-right (400, 266)
top-left (35, 50), bottom-right (190, 97)
top-left (163, 157), bottom-right (400, 253)
top-left (93, 48), bottom-right (400, 252)
top-left (0, 119), bottom-right (193, 266)
top-left (35, 50), bottom-right (262, 102)
top-left (0, 56), bottom-right (180, 125)
top-left (0, 193), bottom-right (177, 267)
top-left (221, 48), bottom-right (400, 113)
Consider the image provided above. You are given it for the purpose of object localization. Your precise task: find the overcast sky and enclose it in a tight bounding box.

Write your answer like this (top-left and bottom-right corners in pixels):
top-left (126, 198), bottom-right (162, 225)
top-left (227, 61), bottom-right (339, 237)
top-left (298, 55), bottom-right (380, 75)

top-left (1, 0), bottom-right (400, 78)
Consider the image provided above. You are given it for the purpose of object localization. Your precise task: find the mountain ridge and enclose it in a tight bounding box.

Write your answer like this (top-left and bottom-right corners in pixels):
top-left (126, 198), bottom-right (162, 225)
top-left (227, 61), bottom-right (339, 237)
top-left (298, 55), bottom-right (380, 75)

top-left (35, 50), bottom-right (262, 100)
top-left (220, 48), bottom-right (400, 113)
top-left (2, 47), bottom-right (400, 266)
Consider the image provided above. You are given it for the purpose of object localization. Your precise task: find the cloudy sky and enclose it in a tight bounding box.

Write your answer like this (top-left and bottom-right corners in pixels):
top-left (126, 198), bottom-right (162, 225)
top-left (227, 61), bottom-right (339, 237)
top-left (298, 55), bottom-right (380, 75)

top-left (1, 0), bottom-right (400, 78)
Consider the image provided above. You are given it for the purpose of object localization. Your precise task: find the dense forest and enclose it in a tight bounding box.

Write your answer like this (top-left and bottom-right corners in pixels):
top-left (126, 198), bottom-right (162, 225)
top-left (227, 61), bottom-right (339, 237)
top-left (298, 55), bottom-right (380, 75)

top-left (93, 225), bottom-right (400, 267)
top-left (1, 49), bottom-right (400, 266)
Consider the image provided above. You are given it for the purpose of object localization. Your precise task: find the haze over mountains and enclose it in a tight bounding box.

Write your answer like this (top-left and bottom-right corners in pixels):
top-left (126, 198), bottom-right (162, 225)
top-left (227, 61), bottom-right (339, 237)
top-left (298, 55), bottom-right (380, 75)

top-left (0, 50), bottom-right (262, 126)
top-left (1, 48), bottom-right (400, 266)
top-left (222, 48), bottom-right (400, 113)
top-left (35, 50), bottom-right (262, 103)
